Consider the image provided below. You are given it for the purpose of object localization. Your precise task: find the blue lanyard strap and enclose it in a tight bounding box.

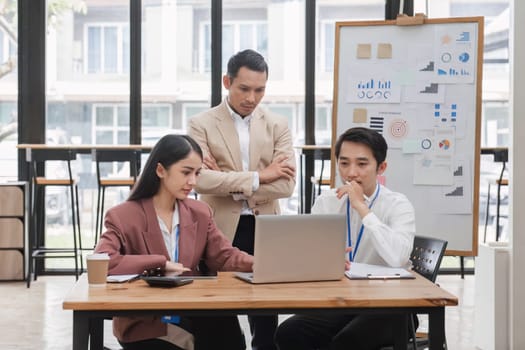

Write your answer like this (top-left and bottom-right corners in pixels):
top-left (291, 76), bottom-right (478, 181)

top-left (346, 183), bottom-right (381, 262)
top-left (163, 224), bottom-right (182, 325)
top-left (173, 225), bottom-right (180, 263)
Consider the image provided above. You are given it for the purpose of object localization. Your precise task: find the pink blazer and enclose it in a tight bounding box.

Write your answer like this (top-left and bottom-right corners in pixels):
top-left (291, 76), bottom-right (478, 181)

top-left (95, 197), bottom-right (253, 343)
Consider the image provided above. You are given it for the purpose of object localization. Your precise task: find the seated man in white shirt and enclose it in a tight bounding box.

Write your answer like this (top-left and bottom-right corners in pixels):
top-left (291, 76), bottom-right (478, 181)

top-left (275, 127), bottom-right (416, 350)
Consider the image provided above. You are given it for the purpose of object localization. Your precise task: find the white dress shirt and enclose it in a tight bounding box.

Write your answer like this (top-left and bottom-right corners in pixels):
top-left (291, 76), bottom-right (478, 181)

top-left (226, 101), bottom-right (259, 215)
top-left (158, 203), bottom-right (180, 262)
top-left (311, 184), bottom-right (415, 268)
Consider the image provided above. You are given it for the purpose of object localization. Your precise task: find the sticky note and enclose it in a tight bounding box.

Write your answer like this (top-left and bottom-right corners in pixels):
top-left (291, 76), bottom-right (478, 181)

top-left (377, 43), bottom-right (392, 59)
top-left (402, 139), bottom-right (422, 154)
top-left (353, 108), bottom-right (368, 123)
top-left (357, 44), bottom-right (371, 59)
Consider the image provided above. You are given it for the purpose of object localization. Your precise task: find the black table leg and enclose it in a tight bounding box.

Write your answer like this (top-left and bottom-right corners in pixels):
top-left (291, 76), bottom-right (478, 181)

top-left (428, 307), bottom-right (446, 349)
top-left (73, 311), bottom-right (90, 350)
top-left (89, 316), bottom-right (104, 350)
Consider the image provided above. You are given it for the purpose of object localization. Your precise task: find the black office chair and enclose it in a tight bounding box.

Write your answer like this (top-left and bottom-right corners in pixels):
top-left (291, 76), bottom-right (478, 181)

top-left (409, 235), bottom-right (448, 349)
top-left (381, 235), bottom-right (448, 350)
top-left (27, 148), bottom-right (83, 288)
top-left (411, 235), bottom-right (448, 282)
top-left (93, 149), bottom-right (140, 244)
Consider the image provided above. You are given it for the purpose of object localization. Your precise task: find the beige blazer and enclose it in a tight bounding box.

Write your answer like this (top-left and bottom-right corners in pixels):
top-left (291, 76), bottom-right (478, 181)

top-left (188, 100), bottom-right (296, 240)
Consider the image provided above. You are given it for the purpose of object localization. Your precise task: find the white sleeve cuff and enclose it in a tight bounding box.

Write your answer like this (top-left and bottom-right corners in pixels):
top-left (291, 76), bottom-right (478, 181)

top-left (252, 171), bottom-right (260, 191)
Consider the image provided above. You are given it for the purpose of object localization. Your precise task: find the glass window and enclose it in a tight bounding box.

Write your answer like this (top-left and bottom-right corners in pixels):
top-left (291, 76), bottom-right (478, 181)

top-left (0, 31), bottom-right (4, 64)
top-left (483, 103), bottom-right (509, 147)
top-left (122, 25), bottom-right (130, 72)
top-left (265, 104), bottom-right (295, 136)
top-left (200, 21), bottom-right (267, 72)
top-left (95, 106), bottom-right (113, 126)
top-left (256, 23), bottom-right (267, 55)
top-left (86, 23), bottom-right (129, 74)
top-left (184, 104), bottom-right (208, 119)
top-left (141, 0), bottom-right (211, 145)
top-left (95, 130), bottom-right (113, 144)
top-left (321, 21), bottom-right (334, 73)
top-left (117, 106), bottom-right (130, 127)
top-left (93, 104), bottom-right (131, 144)
top-left (182, 103), bottom-right (209, 132)
top-left (104, 27), bottom-right (118, 73)
top-left (222, 24), bottom-right (234, 71)
top-left (87, 26), bottom-right (101, 73)
top-left (297, 105), bottom-right (331, 145)
top-left (316, 105), bottom-right (331, 145)
top-left (45, 1), bottom-right (131, 270)
top-left (143, 105), bottom-right (171, 128)
top-left (0, 2), bottom-right (17, 180)
top-left (202, 23), bottom-right (212, 72)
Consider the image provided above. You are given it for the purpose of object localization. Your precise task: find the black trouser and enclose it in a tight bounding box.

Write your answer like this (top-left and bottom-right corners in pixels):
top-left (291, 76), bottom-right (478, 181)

top-left (120, 315), bottom-right (246, 350)
top-left (275, 313), bottom-right (418, 350)
top-left (233, 215), bottom-right (278, 350)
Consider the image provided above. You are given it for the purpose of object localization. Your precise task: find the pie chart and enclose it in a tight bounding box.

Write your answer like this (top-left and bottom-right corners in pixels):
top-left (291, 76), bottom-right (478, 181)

top-left (459, 52), bottom-right (470, 63)
top-left (439, 139), bottom-right (451, 150)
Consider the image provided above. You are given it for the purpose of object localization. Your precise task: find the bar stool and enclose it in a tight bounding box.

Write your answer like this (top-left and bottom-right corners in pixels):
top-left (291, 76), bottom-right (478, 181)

top-left (27, 148), bottom-right (82, 287)
top-left (93, 149), bottom-right (140, 244)
top-left (310, 147), bottom-right (332, 208)
top-left (483, 148), bottom-right (508, 242)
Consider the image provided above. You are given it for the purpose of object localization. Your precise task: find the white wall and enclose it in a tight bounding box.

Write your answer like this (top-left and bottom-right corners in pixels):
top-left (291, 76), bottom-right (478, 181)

top-left (510, 0), bottom-right (525, 348)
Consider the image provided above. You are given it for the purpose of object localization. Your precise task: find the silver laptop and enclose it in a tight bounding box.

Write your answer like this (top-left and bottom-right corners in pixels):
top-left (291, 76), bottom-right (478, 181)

top-left (235, 214), bottom-right (346, 284)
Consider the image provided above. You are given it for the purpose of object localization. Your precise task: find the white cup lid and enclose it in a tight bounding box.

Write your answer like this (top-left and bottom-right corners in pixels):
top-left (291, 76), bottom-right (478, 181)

top-left (87, 253), bottom-right (110, 260)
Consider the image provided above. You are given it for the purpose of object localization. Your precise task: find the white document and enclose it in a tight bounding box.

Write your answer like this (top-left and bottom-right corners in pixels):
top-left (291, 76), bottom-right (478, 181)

top-left (107, 274), bottom-right (140, 283)
top-left (345, 262), bottom-right (414, 280)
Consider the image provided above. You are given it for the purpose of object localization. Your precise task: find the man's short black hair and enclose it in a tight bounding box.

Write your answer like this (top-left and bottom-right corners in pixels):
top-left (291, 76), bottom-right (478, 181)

top-left (227, 49), bottom-right (268, 80)
top-left (334, 127), bottom-right (388, 167)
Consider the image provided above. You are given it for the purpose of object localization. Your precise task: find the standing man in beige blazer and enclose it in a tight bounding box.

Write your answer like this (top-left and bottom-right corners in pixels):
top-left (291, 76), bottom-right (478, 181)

top-left (188, 49), bottom-right (296, 350)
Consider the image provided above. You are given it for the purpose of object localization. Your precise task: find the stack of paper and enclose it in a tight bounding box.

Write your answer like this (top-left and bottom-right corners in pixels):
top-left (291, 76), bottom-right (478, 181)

top-left (106, 274), bottom-right (140, 283)
top-left (345, 263), bottom-right (414, 280)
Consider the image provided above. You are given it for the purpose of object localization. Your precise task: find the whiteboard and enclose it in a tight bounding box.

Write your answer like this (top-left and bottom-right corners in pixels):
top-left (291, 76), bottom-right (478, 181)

top-left (331, 17), bottom-right (484, 255)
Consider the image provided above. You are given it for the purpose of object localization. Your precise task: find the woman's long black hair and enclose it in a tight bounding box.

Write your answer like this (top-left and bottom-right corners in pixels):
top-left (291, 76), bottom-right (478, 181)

top-left (128, 134), bottom-right (203, 201)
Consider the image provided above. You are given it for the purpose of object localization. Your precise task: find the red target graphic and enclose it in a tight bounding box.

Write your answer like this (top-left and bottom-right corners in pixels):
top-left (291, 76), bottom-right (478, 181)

top-left (388, 119), bottom-right (408, 139)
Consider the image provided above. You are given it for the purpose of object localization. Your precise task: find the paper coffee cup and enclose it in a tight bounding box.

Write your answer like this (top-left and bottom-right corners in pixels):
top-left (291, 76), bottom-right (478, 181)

top-left (86, 253), bottom-right (110, 285)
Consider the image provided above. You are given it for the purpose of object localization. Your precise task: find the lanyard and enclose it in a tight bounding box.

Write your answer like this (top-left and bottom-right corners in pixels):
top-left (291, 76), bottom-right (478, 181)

top-left (173, 225), bottom-right (180, 263)
top-left (346, 183), bottom-right (380, 262)
top-left (161, 225), bottom-right (182, 325)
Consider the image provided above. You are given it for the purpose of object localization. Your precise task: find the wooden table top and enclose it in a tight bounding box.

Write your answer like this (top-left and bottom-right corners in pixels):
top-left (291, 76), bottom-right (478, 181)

top-left (63, 272), bottom-right (458, 312)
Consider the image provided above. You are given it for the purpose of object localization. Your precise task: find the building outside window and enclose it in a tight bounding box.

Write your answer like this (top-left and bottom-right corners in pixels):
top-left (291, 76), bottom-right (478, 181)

top-left (85, 23), bottom-right (129, 74)
top-left (200, 21), bottom-right (268, 73)
top-left (92, 104), bottom-right (130, 144)
top-left (320, 21), bottom-right (335, 73)
top-left (0, 2), bottom-right (18, 181)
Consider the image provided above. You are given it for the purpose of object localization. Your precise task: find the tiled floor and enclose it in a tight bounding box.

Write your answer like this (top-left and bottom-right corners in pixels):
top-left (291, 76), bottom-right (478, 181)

top-left (0, 274), bottom-right (475, 350)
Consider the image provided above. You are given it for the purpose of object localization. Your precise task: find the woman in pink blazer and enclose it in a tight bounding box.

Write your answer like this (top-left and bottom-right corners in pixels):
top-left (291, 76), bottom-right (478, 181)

top-left (95, 134), bottom-right (253, 350)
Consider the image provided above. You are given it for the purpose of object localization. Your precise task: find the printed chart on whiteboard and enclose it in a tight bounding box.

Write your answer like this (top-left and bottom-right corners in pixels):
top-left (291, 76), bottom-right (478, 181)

top-left (332, 17), bottom-right (483, 254)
